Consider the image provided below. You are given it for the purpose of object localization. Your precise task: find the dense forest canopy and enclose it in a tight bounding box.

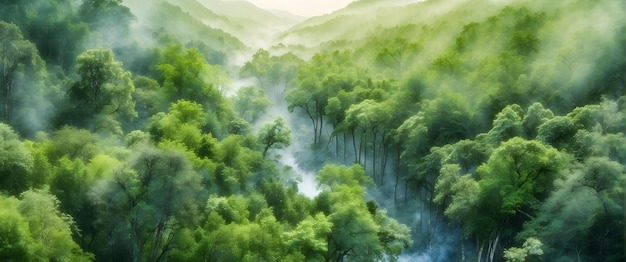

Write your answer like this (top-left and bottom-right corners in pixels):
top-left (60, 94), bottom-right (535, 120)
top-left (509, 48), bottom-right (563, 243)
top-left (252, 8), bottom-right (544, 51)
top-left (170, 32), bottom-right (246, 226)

top-left (0, 0), bottom-right (624, 261)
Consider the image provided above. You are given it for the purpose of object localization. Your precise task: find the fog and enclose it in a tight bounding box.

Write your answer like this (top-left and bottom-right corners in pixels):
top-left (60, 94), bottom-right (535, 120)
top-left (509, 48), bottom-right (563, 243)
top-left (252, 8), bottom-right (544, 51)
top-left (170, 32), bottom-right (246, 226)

top-left (1, 0), bottom-right (623, 260)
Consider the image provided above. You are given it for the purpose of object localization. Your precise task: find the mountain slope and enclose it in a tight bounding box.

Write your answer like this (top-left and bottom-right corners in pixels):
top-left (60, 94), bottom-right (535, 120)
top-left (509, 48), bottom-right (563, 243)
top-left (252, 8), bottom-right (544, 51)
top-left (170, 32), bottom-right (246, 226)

top-left (124, 0), bottom-right (247, 58)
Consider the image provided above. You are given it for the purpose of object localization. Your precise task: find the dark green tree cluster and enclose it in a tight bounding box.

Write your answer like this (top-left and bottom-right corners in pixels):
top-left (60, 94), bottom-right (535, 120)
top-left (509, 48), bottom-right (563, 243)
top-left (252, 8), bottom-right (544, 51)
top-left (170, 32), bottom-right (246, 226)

top-left (273, 0), bottom-right (625, 261)
top-left (0, 1), bottom-right (412, 261)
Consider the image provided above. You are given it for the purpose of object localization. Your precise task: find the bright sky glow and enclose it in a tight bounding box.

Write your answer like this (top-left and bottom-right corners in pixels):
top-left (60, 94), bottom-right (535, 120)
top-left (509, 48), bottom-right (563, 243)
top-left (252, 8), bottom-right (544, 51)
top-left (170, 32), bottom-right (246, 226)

top-left (245, 0), bottom-right (355, 17)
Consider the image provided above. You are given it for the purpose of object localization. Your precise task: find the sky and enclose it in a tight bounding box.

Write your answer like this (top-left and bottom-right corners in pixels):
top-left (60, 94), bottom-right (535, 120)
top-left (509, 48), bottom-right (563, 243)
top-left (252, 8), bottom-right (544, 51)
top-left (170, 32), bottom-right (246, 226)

top-left (245, 0), bottom-right (355, 17)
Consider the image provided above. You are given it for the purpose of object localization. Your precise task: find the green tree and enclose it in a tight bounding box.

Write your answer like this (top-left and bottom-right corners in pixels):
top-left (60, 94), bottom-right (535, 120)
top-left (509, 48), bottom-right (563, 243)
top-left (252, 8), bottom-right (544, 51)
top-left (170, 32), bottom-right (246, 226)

top-left (79, 0), bottom-right (134, 48)
top-left (0, 0), bottom-right (88, 67)
top-left (0, 21), bottom-right (50, 134)
top-left (283, 213), bottom-right (333, 260)
top-left (521, 102), bottom-right (554, 139)
top-left (91, 146), bottom-right (202, 262)
top-left (232, 86), bottom-right (271, 123)
top-left (258, 117), bottom-right (291, 159)
top-left (67, 49), bottom-right (136, 134)
top-left (157, 44), bottom-right (221, 105)
top-left (519, 157), bottom-right (625, 261)
top-left (44, 126), bottom-right (100, 163)
top-left (0, 123), bottom-right (33, 195)
top-left (148, 100), bottom-right (206, 149)
top-left (484, 104), bottom-right (524, 145)
top-left (471, 137), bottom-right (568, 261)
top-left (317, 164), bottom-right (411, 261)
top-left (503, 237), bottom-right (543, 262)
top-left (240, 49), bottom-right (302, 101)
top-left (0, 195), bottom-right (32, 261)
top-left (18, 187), bottom-right (93, 261)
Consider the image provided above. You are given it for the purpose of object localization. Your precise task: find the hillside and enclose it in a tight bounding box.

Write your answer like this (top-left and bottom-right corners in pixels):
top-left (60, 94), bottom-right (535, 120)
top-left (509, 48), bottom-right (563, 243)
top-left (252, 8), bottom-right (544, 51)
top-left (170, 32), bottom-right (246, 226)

top-left (0, 0), bottom-right (624, 261)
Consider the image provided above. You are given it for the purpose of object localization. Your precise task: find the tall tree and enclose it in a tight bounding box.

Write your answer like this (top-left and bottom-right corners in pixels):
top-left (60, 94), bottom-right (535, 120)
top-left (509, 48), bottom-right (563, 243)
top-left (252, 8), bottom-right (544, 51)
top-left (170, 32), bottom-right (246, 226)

top-left (0, 123), bottom-right (33, 196)
top-left (258, 117), bottom-right (291, 159)
top-left (91, 146), bottom-right (202, 262)
top-left (470, 138), bottom-right (568, 261)
top-left (0, 21), bottom-right (47, 131)
top-left (18, 188), bottom-right (93, 261)
top-left (66, 49), bottom-right (136, 134)
top-left (79, 0), bottom-right (134, 49)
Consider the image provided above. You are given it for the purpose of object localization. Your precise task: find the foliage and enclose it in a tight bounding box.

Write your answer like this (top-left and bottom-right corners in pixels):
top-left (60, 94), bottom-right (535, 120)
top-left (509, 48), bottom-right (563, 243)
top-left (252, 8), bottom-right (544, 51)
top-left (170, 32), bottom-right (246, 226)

top-left (0, 0), bottom-right (624, 261)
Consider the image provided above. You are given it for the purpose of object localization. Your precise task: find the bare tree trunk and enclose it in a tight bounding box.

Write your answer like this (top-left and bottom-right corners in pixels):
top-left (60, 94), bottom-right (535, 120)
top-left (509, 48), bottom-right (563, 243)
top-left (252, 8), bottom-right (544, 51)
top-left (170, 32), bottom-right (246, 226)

top-left (372, 130), bottom-right (377, 182)
top-left (394, 146), bottom-right (401, 203)
top-left (351, 128), bottom-right (358, 163)
top-left (460, 225), bottom-right (465, 262)
top-left (487, 231), bottom-right (501, 262)
top-left (380, 132), bottom-right (389, 186)
top-left (477, 237), bottom-right (484, 262)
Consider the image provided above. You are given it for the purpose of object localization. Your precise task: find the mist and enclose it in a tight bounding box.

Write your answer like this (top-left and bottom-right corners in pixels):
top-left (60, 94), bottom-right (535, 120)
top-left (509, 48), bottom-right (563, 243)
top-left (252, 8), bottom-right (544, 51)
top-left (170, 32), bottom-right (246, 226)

top-left (0, 0), bottom-right (624, 261)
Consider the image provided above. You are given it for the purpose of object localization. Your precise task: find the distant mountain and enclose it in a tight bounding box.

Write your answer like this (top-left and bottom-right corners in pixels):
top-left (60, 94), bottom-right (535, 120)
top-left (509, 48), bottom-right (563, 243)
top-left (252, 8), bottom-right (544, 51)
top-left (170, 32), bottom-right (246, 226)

top-left (157, 0), bottom-right (301, 49)
top-left (197, 0), bottom-right (296, 25)
top-left (274, 0), bottom-right (497, 50)
top-left (267, 9), bottom-right (306, 22)
top-left (124, 0), bottom-right (247, 55)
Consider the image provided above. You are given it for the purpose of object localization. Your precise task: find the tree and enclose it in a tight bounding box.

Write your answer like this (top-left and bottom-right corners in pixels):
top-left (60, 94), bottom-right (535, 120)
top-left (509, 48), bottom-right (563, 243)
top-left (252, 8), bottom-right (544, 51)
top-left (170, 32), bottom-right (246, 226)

top-left (0, 195), bottom-right (32, 261)
top-left (258, 117), bottom-right (291, 159)
top-left (484, 104), bottom-right (524, 145)
top-left (536, 116), bottom-right (577, 150)
top-left (240, 49), bottom-right (302, 102)
top-left (521, 102), bottom-right (554, 139)
top-left (79, 0), bottom-right (135, 49)
top-left (44, 126), bottom-right (100, 163)
top-left (0, 21), bottom-right (50, 134)
top-left (232, 86), bottom-right (271, 123)
top-left (148, 100), bottom-right (206, 149)
top-left (286, 51), bottom-right (362, 146)
top-left (18, 187), bottom-right (93, 261)
top-left (91, 146), bottom-right (202, 262)
top-left (0, 123), bottom-right (33, 195)
top-left (317, 164), bottom-right (411, 261)
top-left (0, 0), bottom-right (89, 68)
top-left (503, 237), bottom-right (543, 262)
top-left (470, 137), bottom-right (568, 262)
top-left (518, 157), bottom-right (625, 261)
top-left (67, 49), bottom-right (136, 134)
top-left (240, 49), bottom-right (271, 89)
top-left (283, 213), bottom-right (333, 260)
top-left (157, 45), bottom-right (221, 106)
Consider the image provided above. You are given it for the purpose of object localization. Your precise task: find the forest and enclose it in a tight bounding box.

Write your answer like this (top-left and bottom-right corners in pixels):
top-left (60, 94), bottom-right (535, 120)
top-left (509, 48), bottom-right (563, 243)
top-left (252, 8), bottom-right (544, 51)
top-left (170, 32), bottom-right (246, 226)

top-left (0, 0), bottom-right (624, 261)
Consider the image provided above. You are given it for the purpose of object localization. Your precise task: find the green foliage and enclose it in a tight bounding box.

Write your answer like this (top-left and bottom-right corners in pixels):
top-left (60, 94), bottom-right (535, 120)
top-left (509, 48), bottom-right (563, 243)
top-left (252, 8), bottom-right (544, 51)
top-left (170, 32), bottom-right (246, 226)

top-left (0, 21), bottom-right (51, 135)
top-left (477, 137), bottom-right (567, 216)
top-left (240, 49), bottom-right (303, 101)
top-left (65, 49), bottom-right (136, 134)
top-left (0, 123), bottom-right (34, 195)
top-left (91, 146), bottom-right (203, 261)
top-left (258, 117), bottom-right (291, 159)
top-left (503, 237), bottom-right (543, 262)
top-left (0, 0), bottom-right (624, 260)
top-left (44, 126), bottom-right (99, 163)
top-left (157, 44), bottom-right (220, 104)
top-left (233, 86), bottom-right (271, 123)
top-left (18, 188), bottom-right (93, 261)
top-left (0, 195), bottom-right (32, 261)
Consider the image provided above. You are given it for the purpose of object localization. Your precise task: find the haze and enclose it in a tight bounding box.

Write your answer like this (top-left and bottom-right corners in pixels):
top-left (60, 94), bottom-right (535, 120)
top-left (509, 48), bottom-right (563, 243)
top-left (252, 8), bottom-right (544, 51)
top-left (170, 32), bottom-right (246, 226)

top-left (244, 0), bottom-right (354, 17)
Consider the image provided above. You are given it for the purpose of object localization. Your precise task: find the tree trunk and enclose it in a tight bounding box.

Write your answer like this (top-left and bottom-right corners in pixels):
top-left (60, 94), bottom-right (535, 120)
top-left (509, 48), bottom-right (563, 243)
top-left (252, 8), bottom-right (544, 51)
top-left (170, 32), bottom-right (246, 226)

top-left (477, 237), bottom-right (484, 262)
top-left (351, 128), bottom-right (358, 163)
top-left (487, 231), bottom-right (501, 262)
top-left (394, 146), bottom-right (401, 203)
top-left (380, 132), bottom-right (388, 186)
top-left (372, 130), bottom-right (377, 182)
top-left (460, 226), bottom-right (465, 262)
